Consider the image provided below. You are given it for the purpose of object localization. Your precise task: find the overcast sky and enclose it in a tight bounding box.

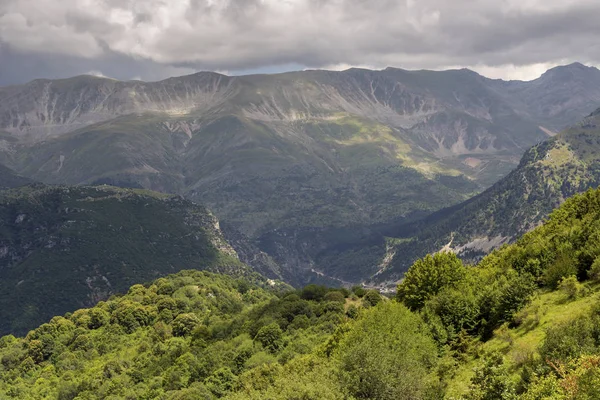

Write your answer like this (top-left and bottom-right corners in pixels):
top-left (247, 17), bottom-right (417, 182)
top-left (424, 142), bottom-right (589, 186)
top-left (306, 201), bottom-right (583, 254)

top-left (1, 0), bottom-right (599, 85)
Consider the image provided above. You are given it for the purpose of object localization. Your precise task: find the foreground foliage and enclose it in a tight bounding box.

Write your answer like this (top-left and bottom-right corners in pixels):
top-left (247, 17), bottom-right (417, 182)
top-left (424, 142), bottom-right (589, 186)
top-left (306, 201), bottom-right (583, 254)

top-left (0, 269), bottom-right (441, 399)
top-left (5, 188), bottom-right (600, 398)
top-left (396, 188), bottom-right (600, 398)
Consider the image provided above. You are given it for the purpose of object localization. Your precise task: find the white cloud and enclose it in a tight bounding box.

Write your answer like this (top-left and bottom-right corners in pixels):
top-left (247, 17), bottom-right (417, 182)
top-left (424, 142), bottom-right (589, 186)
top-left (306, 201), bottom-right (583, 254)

top-left (0, 0), bottom-right (599, 81)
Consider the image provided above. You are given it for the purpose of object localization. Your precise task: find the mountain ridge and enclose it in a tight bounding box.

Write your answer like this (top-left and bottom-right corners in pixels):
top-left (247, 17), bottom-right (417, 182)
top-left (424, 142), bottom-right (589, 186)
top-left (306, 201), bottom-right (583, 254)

top-left (1, 63), bottom-right (600, 285)
top-left (371, 106), bottom-right (600, 282)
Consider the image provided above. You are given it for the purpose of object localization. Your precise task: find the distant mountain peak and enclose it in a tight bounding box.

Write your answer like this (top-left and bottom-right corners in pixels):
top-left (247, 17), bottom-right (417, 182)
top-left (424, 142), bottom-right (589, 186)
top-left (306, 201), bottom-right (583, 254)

top-left (564, 61), bottom-right (587, 69)
top-left (540, 62), bottom-right (599, 79)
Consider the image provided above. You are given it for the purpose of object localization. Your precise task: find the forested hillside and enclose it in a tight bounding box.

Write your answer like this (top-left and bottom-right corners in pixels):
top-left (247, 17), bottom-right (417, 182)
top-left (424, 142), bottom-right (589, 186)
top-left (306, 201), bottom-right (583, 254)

top-left (0, 184), bottom-right (250, 336)
top-left (373, 107), bottom-right (600, 282)
top-left (3, 188), bottom-right (600, 398)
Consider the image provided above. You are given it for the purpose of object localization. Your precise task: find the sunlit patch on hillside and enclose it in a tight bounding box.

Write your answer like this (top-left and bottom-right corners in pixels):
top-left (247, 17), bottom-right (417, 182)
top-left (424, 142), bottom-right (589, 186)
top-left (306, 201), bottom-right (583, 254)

top-left (539, 143), bottom-right (576, 168)
top-left (325, 114), bottom-right (463, 176)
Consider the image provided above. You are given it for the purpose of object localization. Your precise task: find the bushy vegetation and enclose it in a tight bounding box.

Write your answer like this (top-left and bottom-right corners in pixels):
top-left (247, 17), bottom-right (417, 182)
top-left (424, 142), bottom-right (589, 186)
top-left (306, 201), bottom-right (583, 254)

top-left (5, 188), bottom-right (600, 398)
top-left (394, 188), bottom-right (600, 398)
top-left (0, 270), bottom-right (434, 399)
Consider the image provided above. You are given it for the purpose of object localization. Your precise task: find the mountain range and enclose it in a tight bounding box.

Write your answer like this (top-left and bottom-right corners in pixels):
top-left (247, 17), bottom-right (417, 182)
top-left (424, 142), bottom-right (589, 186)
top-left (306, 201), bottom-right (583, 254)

top-left (1, 62), bottom-right (600, 284)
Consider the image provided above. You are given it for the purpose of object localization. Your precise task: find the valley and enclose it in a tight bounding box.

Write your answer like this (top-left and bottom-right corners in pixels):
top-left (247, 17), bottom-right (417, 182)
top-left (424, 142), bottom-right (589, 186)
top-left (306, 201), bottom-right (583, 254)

top-left (1, 63), bottom-right (600, 285)
top-left (3, 184), bottom-right (600, 399)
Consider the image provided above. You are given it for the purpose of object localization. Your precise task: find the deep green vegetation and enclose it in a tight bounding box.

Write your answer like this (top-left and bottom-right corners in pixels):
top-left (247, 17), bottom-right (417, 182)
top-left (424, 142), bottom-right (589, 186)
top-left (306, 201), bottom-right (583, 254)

top-left (4, 187), bottom-right (600, 398)
top-left (397, 187), bottom-right (600, 398)
top-left (0, 270), bottom-right (432, 400)
top-left (0, 183), bottom-right (252, 336)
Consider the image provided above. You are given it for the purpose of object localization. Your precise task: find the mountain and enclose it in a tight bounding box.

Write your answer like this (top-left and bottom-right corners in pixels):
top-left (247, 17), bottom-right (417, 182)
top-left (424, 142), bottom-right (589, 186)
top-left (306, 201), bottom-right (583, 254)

top-left (373, 107), bottom-right (600, 282)
top-left (1, 64), bottom-right (599, 284)
top-left (491, 62), bottom-right (600, 129)
top-left (0, 183), bottom-right (252, 335)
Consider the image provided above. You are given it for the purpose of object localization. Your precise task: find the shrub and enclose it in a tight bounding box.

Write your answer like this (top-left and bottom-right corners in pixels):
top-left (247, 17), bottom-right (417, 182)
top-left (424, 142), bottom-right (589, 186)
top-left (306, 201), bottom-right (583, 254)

top-left (543, 244), bottom-right (578, 288)
top-left (301, 285), bottom-right (328, 301)
top-left (324, 291), bottom-right (345, 303)
top-left (466, 352), bottom-right (517, 400)
top-left (397, 252), bottom-right (466, 310)
top-left (351, 286), bottom-right (366, 298)
top-left (588, 257), bottom-right (600, 282)
top-left (88, 308), bottom-right (110, 329)
top-left (362, 290), bottom-right (382, 307)
top-left (288, 315), bottom-right (310, 331)
top-left (338, 302), bottom-right (439, 400)
top-left (111, 301), bottom-right (154, 333)
top-left (425, 285), bottom-right (480, 336)
top-left (205, 367), bottom-right (237, 397)
top-left (346, 305), bottom-right (359, 319)
top-left (558, 275), bottom-right (583, 300)
top-left (540, 315), bottom-right (600, 362)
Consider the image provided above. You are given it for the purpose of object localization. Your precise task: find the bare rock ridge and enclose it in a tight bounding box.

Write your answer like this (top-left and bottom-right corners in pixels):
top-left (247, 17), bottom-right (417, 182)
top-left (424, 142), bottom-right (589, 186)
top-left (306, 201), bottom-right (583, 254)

top-left (0, 73), bottom-right (235, 139)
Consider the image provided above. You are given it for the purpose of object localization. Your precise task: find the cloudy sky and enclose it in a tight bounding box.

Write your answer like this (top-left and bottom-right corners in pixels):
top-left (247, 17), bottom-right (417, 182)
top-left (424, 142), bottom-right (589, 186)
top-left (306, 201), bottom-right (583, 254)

top-left (0, 0), bottom-right (599, 85)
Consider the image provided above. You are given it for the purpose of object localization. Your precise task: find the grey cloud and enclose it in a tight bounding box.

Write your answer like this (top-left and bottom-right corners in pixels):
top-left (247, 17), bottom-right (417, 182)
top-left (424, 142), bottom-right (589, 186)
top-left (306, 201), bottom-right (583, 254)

top-left (1, 0), bottom-right (600, 84)
top-left (0, 45), bottom-right (198, 85)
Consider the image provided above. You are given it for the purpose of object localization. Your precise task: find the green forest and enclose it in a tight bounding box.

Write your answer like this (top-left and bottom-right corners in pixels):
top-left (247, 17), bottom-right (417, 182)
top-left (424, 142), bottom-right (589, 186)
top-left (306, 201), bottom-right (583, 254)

top-left (4, 188), bottom-right (600, 399)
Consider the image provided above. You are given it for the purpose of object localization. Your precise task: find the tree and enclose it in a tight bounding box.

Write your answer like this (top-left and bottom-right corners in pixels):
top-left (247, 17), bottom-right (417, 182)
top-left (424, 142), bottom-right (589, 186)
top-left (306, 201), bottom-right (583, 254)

top-left (254, 323), bottom-right (284, 353)
top-left (397, 252), bottom-right (466, 310)
top-left (110, 301), bottom-right (154, 333)
top-left (172, 313), bottom-right (200, 337)
top-left (337, 302), bottom-right (439, 400)
top-left (362, 290), bottom-right (382, 307)
top-left (301, 285), bottom-right (328, 301)
top-left (424, 285), bottom-right (480, 337)
top-left (229, 356), bottom-right (344, 400)
top-left (324, 291), bottom-right (345, 303)
top-left (351, 286), bottom-right (366, 298)
top-left (205, 367), bottom-right (236, 397)
top-left (466, 352), bottom-right (517, 400)
top-left (346, 305), bottom-right (359, 319)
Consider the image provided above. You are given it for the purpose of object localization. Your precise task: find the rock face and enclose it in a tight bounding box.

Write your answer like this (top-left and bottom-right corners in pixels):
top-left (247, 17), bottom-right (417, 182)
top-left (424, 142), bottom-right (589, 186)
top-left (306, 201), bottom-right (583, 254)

top-left (0, 73), bottom-right (235, 139)
top-left (1, 63), bottom-right (599, 284)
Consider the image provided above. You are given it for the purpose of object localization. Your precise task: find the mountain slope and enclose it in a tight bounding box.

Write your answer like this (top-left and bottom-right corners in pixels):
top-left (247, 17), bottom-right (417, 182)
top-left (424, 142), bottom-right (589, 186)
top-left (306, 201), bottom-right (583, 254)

top-left (376, 107), bottom-right (600, 282)
top-left (0, 163), bottom-right (32, 189)
top-left (492, 62), bottom-right (600, 130)
top-left (0, 184), bottom-right (249, 335)
top-left (1, 64), bottom-right (600, 284)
